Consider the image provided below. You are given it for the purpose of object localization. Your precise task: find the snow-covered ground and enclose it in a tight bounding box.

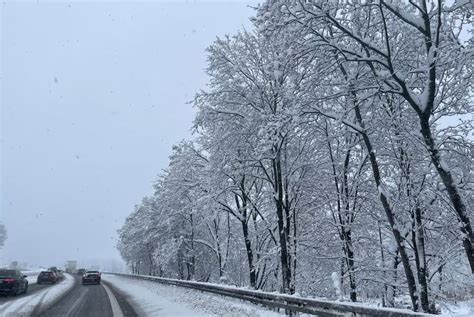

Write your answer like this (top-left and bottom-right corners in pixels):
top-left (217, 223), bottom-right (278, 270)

top-left (23, 269), bottom-right (42, 285)
top-left (103, 274), bottom-right (474, 317)
top-left (441, 299), bottom-right (474, 317)
top-left (0, 273), bottom-right (75, 317)
top-left (26, 275), bottom-right (38, 285)
top-left (103, 274), bottom-right (283, 317)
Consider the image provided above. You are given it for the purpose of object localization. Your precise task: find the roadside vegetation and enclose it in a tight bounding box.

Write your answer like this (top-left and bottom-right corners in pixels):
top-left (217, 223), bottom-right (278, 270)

top-left (117, 1), bottom-right (473, 313)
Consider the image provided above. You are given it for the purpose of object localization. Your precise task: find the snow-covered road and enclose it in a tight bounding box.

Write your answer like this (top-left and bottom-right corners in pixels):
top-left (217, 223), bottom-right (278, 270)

top-left (102, 274), bottom-right (283, 317)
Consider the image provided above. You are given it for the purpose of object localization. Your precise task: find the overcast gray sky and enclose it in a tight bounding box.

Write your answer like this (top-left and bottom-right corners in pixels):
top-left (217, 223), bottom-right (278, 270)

top-left (1, 0), bottom-right (258, 269)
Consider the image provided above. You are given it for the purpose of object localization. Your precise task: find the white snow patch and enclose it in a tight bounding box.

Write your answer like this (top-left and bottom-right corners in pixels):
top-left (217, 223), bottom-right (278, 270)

top-left (441, 299), bottom-right (474, 317)
top-left (20, 270), bottom-right (42, 286)
top-left (26, 275), bottom-right (38, 285)
top-left (103, 274), bottom-right (283, 317)
top-left (331, 271), bottom-right (342, 300)
top-left (0, 273), bottom-right (75, 317)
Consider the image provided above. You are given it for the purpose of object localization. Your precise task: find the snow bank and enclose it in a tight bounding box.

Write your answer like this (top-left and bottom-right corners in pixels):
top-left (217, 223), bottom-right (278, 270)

top-left (26, 275), bottom-right (38, 285)
top-left (441, 299), bottom-right (474, 317)
top-left (0, 273), bottom-right (75, 317)
top-left (22, 270), bottom-right (42, 275)
top-left (22, 270), bottom-right (42, 285)
top-left (103, 274), bottom-right (283, 317)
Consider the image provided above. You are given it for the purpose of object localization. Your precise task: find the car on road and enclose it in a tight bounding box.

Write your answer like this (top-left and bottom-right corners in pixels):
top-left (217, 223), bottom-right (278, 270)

top-left (56, 269), bottom-right (64, 279)
top-left (0, 269), bottom-right (29, 296)
top-left (82, 270), bottom-right (101, 285)
top-left (37, 270), bottom-right (58, 284)
top-left (77, 268), bottom-right (86, 276)
top-left (47, 266), bottom-right (62, 280)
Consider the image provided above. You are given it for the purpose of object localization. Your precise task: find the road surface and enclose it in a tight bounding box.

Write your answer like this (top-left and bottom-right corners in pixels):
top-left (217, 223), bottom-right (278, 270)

top-left (40, 275), bottom-right (137, 317)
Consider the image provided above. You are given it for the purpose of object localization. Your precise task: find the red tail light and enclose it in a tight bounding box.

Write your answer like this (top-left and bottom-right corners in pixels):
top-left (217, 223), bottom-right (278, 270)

top-left (3, 278), bottom-right (15, 283)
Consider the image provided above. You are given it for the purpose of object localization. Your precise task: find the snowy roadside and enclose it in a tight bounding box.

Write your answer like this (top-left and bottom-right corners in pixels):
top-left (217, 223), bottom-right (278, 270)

top-left (26, 275), bottom-right (38, 286)
top-left (440, 299), bottom-right (474, 317)
top-left (0, 273), bottom-right (75, 317)
top-left (103, 274), bottom-right (283, 317)
top-left (23, 270), bottom-right (42, 286)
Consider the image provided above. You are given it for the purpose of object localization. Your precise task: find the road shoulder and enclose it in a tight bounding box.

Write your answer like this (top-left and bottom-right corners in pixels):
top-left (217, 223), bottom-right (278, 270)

top-left (101, 279), bottom-right (138, 317)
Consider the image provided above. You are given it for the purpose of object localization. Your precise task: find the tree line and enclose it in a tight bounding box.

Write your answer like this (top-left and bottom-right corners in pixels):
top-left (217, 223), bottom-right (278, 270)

top-left (117, 1), bottom-right (473, 313)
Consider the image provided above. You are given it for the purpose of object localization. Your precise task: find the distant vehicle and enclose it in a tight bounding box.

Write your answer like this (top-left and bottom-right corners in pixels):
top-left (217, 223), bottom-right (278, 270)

top-left (65, 261), bottom-right (77, 274)
top-left (56, 270), bottom-right (64, 279)
top-left (47, 267), bottom-right (59, 279)
top-left (37, 271), bottom-right (58, 284)
top-left (77, 268), bottom-right (86, 276)
top-left (82, 270), bottom-right (101, 285)
top-left (0, 269), bottom-right (28, 296)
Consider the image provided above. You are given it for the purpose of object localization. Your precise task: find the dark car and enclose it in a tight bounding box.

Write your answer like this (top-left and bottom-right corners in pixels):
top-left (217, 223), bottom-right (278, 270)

top-left (82, 270), bottom-right (101, 285)
top-left (37, 271), bottom-right (58, 284)
top-left (77, 268), bottom-right (86, 276)
top-left (0, 269), bottom-right (28, 296)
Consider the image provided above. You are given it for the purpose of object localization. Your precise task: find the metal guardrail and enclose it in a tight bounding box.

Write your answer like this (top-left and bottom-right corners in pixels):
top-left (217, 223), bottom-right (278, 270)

top-left (106, 273), bottom-right (432, 317)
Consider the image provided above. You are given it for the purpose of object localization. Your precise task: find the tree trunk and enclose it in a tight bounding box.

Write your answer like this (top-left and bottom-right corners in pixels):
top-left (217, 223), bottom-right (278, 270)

top-left (419, 116), bottom-right (474, 273)
top-left (213, 219), bottom-right (224, 278)
top-left (353, 103), bottom-right (420, 311)
top-left (387, 252), bottom-right (400, 308)
top-left (272, 151), bottom-right (293, 294)
top-left (345, 230), bottom-right (357, 302)
top-left (189, 213), bottom-right (195, 280)
top-left (327, 131), bottom-right (358, 302)
top-left (241, 202), bottom-right (257, 288)
top-left (178, 250), bottom-right (184, 279)
top-left (292, 196), bottom-right (298, 295)
top-left (342, 148), bottom-right (357, 302)
top-left (411, 205), bottom-right (431, 313)
top-left (234, 188), bottom-right (258, 289)
top-left (242, 219), bottom-right (257, 288)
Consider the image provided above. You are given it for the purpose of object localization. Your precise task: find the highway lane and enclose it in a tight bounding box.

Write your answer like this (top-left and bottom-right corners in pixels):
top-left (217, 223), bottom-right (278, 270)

top-left (41, 275), bottom-right (137, 317)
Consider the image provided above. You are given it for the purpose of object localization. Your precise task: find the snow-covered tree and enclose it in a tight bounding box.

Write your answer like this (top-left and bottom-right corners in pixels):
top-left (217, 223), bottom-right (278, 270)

top-left (117, 1), bottom-right (473, 312)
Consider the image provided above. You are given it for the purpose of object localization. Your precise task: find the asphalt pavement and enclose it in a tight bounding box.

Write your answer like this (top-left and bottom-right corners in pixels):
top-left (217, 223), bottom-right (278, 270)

top-left (40, 275), bottom-right (137, 317)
